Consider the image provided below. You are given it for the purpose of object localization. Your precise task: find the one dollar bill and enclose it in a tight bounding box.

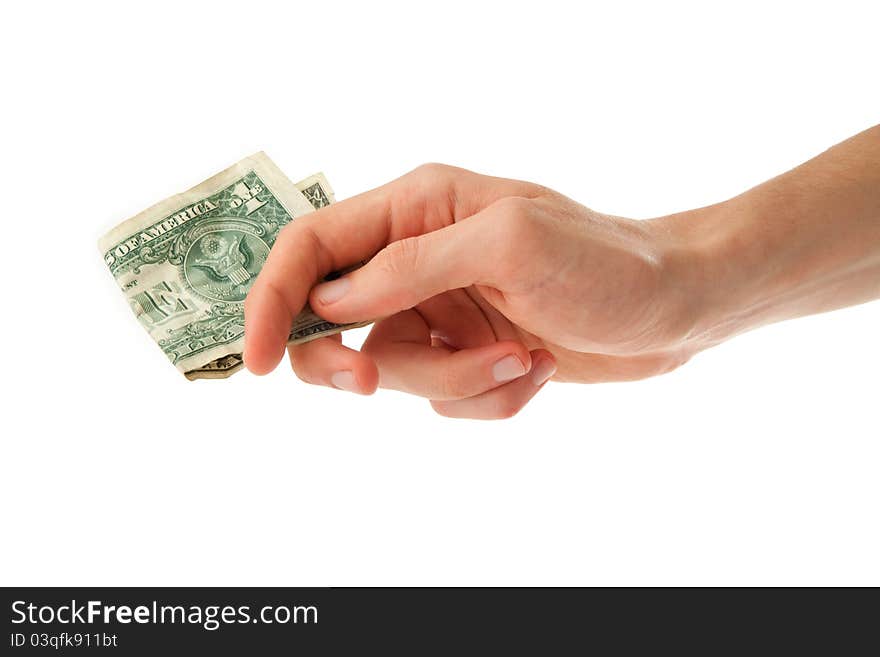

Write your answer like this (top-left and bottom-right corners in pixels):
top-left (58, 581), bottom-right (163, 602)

top-left (98, 153), bottom-right (368, 380)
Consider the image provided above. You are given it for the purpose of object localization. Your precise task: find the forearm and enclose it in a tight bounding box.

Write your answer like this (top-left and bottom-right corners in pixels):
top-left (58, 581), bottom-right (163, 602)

top-left (659, 125), bottom-right (880, 348)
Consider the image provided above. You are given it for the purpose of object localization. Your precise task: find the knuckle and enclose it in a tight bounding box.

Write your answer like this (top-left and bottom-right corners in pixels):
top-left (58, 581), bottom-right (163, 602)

top-left (276, 221), bottom-right (323, 264)
top-left (494, 398), bottom-right (524, 420)
top-left (411, 162), bottom-right (453, 179)
top-left (494, 196), bottom-right (537, 231)
top-left (436, 366), bottom-right (469, 400)
top-left (243, 278), bottom-right (271, 317)
top-left (378, 236), bottom-right (422, 278)
top-left (487, 196), bottom-right (541, 269)
top-left (287, 352), bottom-right (315, 385)
top-left (489, 391), bottom-right (527, 420)
top-left (407, 163), bottom-right (476, 192)
top-left (524, 182), bottom-right (555, 199)
top-left (246, 279), bottom-right (281, 317)
top-left (293, 370), bottom-right (314, 385)
top-left (275, 217), bottom-right (303, 245)
top-left (430, 400), bottom-right (455, 418)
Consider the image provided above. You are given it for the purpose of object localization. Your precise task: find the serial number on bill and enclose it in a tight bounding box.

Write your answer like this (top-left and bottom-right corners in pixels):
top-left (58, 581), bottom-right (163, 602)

top-left (10, 632), bottom-right (119, 649)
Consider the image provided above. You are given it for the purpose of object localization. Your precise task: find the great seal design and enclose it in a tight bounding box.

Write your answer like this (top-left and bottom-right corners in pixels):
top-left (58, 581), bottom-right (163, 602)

top-left (183, 227), bottom-right (269, 302)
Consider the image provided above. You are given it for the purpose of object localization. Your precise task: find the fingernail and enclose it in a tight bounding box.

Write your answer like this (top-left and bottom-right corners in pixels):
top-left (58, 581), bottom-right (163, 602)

top-left (314, 277), bottom-right (350, 305)
top-left (531, 358), bottom-right (557, 386)
top-left (331, 370), bottom-right (361, 393)
top-left (493, 354), bottom-right (527, 383)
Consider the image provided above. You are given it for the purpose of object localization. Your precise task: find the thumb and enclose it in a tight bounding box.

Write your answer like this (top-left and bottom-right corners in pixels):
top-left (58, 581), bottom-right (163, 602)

top-left (309, 209), bottom-right (500, 323)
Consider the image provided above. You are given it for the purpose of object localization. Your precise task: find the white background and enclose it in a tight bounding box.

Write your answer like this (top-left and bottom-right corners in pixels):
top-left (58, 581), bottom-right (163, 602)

top-left (2, 1), bottom-right (878, 586)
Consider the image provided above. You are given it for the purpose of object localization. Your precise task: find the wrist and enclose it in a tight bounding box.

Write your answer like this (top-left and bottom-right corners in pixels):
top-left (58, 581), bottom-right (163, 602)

top-left (650, 197), bottom-right (767, 351)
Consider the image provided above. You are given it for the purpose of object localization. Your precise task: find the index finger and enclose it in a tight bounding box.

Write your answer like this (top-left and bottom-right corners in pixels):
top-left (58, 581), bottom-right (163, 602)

top-left (243, 185), bottom-right (392, 374)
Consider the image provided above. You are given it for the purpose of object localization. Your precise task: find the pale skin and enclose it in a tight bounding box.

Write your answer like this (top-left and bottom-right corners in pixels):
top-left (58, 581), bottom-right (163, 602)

top-left (243, 125), bottom-right (880, 419)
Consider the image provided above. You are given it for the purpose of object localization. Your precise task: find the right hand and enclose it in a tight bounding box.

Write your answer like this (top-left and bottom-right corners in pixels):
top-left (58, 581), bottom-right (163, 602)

top-left (244, 164), bottom-right (697, 418)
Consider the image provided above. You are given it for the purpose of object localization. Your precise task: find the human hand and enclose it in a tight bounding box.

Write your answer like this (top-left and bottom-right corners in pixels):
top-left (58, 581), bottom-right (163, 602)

top-left (244, 164), bottom-right (701, 418)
